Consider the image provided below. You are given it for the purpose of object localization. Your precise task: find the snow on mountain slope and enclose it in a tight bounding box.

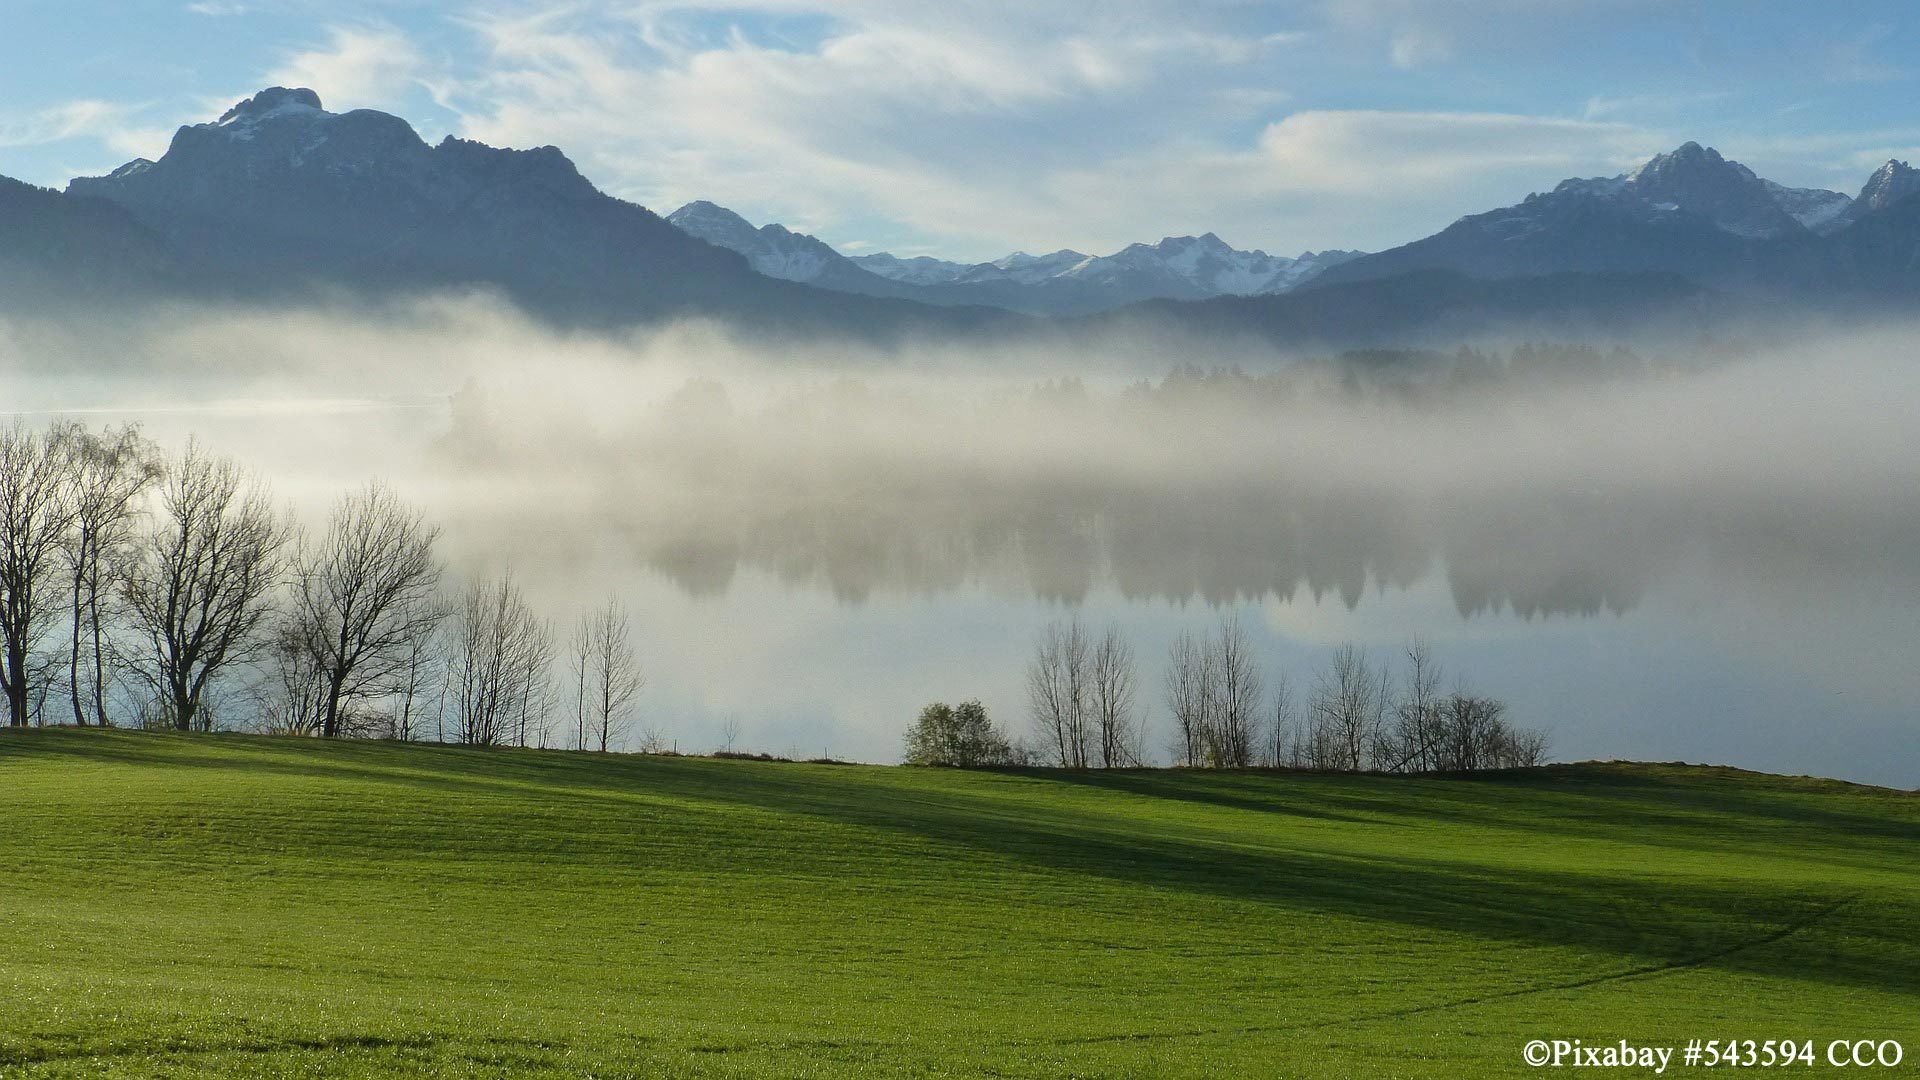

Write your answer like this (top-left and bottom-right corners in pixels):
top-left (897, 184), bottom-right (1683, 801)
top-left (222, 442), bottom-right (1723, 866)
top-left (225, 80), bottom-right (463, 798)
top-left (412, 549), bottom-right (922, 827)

top-left (958, 250), bottom-right (1093, 285)
top-left (1764, 180), bottom-right (1853, 234)
top-left (851, 252), bottom-right (970, 285)
top-left (667, 201), bottom-right (842, 283)
top-left (860, 235), bottom-right (1360, 299)
top-left (1849, 159), bottom-right (1920, 218)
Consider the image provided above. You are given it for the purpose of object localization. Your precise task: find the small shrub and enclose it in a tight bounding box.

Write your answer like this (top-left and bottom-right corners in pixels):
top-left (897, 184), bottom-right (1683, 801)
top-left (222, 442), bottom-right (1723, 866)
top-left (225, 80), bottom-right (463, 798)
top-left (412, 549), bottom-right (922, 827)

top-left (904, 700), bottom-right (1015, 767)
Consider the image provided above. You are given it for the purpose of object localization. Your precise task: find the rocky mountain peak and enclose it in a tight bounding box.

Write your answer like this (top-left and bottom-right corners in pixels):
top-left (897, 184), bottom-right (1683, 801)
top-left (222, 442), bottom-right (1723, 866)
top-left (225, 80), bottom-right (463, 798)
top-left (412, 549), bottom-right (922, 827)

top-left (215, 87), bottom-right (326, 126)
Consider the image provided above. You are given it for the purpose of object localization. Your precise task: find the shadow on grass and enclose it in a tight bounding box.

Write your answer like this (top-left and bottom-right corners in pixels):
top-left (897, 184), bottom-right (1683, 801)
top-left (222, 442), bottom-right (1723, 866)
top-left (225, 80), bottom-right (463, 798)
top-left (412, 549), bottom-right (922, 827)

top-left (7, 728), bottom-right (1919, 1001)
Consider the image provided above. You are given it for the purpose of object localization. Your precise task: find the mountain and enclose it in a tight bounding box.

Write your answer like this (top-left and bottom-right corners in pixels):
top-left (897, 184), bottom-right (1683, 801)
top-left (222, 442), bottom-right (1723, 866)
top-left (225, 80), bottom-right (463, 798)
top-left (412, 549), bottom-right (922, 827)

top-left (1762, 181), bottom-right (1853, 234)
top-left (1316, 143), bottom-right (1918, 295)
top-left (0, 175), bottom-right (176, 298)
top-left (665, 200), bottom-right (922, 299)
top-left (1604, 141), bottom-right (1803, 238)
top-left (956, 249), bottom-right (1093, 286)
top-left (17, 93), bottom-right (1920, 342)
top-left (1044, 234), bottom-right (1362, 296)
top-left (667, 201), bottom-right (1363, 315)
top-left (884, 236), bottom-right (1361, 304)
top-left (1847, 159), bottom-right (1920, 221)
top-left (56, 88), bottom-right (1006, 337)
top-left (847, 252), bottom-right (970, 286)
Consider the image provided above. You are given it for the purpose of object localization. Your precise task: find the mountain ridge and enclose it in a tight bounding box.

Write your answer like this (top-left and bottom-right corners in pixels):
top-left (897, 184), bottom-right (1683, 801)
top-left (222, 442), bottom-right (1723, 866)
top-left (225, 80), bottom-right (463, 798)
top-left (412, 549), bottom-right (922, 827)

top-left (8, 89), bottom-right (1920, 345)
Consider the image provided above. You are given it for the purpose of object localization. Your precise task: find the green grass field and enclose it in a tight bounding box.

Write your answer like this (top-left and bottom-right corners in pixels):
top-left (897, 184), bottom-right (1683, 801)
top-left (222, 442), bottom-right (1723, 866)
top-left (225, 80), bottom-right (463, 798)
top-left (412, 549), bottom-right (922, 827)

top-left (1, 728), bottom-right (1915, 1077)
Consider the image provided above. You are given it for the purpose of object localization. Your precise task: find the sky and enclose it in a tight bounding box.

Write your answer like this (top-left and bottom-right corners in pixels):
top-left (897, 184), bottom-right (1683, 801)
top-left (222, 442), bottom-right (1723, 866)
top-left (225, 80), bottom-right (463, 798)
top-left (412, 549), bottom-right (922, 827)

top-left (3, 1), bottom-right (1919, 262)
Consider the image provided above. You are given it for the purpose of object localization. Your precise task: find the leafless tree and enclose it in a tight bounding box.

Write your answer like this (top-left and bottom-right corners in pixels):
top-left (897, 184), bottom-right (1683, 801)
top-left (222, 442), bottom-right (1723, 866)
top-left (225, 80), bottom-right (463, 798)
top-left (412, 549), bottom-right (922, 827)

top-left (1027, 616), bottom-right (1090, 768)
top-left (59, 423), bottom-right (159, 727)
top-left (1502, 726), bottom-right (1552, 768)
top-left (257, 621), bottom-right (326, 735)
top-left (1164, 628), bottom-right (1208, 767)
top-left (122, 443), bottom-right (291, 732)
top-left (447, 573), bottom-right (551, 747)
top-left (280, 484), bottom-right (441, 734)
top-left (1204, 614), bottom-right (1262, 768)
top-left (569, 612), bottom-right (592, 750)
top-left (1267, 671), bottom-right (1295, 768)
top-left (1436, 689), bottom-right (1503, 772)
top-left (1386, 642), bottom-right (1444, 773)
top-left (1432, 689), bottom-right (1547, 771)
top-left (581, 598), bottom-right (642, 752)
top-left (1310, 644), bottom-right (1384, 771)
top-left (286, 483), bottom-right (445, 738)
top-left (387, 595), bottom-right (442, 741)
top-left (0, 422), bottom-right (79, 726)
top-left (1089, 623), bottom-right (1139, 767)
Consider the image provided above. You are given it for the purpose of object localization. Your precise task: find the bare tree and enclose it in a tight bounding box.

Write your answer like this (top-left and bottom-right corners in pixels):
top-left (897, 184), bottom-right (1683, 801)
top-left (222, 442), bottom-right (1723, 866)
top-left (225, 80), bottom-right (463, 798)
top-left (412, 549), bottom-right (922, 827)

top-left (59, 423), bottom-right (159, 727)
top-left (583, 598), bottom-right (642, 752)
top-left (1432, 689), bottom-right (1547, 771)
top-left (1436, 690), bottom-right (1502, 772)
top-left (1027, 616), bottom-right (1090, 768)
top-left (1501, 726), bottom-right (1552, 768)
top-left (569, 612), bottom-right (592, 750)
top-left (1089, 623), bottom-right (1139, 767)
top-left (0, 422), bottom-right (78, 726)
top-left (1310, 644), bottom-right (1384, 771)
top-left (447, 573), bottom-right (551, 747)
top-left (1164, 628), bottom-right (1208, 767)
top-left (287, 483), bottom-right (444, 738)
top-left (1267, 670), bottom-right (1295, 768)
top-left (122, 443), bottom-right (291, 732)
top-left (388, 595), bottom-right (442, 741)
top-left (1204, 614), bottom-right (1262, 768)
top-left (1387, 642), bottom-right (1444, 773)
top-left (258, 621), bottom-right (326, 735)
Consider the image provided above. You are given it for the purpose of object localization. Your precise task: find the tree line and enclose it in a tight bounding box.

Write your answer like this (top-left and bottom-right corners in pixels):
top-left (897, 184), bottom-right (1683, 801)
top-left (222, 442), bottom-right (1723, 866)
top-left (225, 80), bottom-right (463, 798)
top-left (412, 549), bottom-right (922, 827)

top-left (908, 616), bottom-right (1547, 772)
top-left (0, 421), bottom-right (641, 749)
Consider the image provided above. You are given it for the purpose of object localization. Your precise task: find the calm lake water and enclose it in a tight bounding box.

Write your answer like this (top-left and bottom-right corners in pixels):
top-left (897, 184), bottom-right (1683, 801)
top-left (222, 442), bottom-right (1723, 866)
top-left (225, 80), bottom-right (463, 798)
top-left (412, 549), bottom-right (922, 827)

top-left (7, 350), bottom-right (1917, 788)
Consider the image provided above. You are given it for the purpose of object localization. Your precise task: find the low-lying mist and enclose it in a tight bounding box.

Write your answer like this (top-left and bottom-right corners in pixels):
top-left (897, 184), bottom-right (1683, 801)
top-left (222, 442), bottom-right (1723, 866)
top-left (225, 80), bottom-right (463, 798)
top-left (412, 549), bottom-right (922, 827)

top-left (3, 294), bottom-right (1915, 779)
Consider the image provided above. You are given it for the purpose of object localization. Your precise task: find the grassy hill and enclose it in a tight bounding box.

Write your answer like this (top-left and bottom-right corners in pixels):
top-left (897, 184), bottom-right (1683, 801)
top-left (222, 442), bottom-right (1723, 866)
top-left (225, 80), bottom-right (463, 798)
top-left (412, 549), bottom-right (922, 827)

top-left (1, 728), bottom-right (1915, 1077)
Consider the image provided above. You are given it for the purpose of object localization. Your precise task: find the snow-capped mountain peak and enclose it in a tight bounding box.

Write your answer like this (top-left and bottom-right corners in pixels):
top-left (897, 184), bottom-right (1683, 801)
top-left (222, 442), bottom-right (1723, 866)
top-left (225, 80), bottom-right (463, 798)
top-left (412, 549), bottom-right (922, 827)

top-left (666, 201), bottom-right (871, 286)
top-left (1617, 142), bottom-right (1803, 238)
top-left (1855, 159), bottom-right (1920, 214)
top-left (216, 87), bottom-right (325, 127)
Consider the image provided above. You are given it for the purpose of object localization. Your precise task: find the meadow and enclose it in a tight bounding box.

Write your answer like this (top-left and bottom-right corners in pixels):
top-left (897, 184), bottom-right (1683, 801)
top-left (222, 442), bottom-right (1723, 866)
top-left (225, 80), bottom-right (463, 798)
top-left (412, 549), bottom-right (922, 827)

top-left (1, 727), bottom-right (1915, 1076)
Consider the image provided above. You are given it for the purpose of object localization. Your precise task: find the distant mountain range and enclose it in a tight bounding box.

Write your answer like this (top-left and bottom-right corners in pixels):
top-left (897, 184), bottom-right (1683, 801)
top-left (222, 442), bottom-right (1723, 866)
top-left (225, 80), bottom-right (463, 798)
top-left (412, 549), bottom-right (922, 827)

top-left (1315, 142), bottom-right (1920, 298)
top-left (4, 86), bottom-right (1920, 349)
top-left (11, 88), bottom-right (1009, 339)
top-left (667, 199), bottom-right (1362, 315)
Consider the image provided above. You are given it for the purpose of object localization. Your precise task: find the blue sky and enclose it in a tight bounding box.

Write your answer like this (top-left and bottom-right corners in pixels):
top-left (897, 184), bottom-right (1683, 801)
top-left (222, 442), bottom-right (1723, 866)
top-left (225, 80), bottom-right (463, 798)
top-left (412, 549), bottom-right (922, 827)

top-left (4, 1), bottom-right (1918, 261)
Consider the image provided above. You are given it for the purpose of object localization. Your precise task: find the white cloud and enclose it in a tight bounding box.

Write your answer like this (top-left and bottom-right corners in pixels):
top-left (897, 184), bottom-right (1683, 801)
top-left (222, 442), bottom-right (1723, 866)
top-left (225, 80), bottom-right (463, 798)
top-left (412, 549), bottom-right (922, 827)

top-left (1029, 110), bottom-right (1668, 253)
top-left (269, 25), bottom-right (424, 111)
top-left (0, 99), bottom-right (172, 163)
top-left (1388, 28), bottom-right (1451, 68)
top-left (446, 3), bottom-right (1668, 256)
top-left (0, 100), bottom-right (129, 147)
top-left (434, 3), bottom-right (1343, 257)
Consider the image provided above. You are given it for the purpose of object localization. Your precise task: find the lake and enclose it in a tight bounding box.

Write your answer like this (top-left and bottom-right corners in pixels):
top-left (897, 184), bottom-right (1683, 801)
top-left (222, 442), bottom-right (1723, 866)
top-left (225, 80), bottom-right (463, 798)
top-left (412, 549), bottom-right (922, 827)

top-left (4, 314), bottom-right (1916, 787)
